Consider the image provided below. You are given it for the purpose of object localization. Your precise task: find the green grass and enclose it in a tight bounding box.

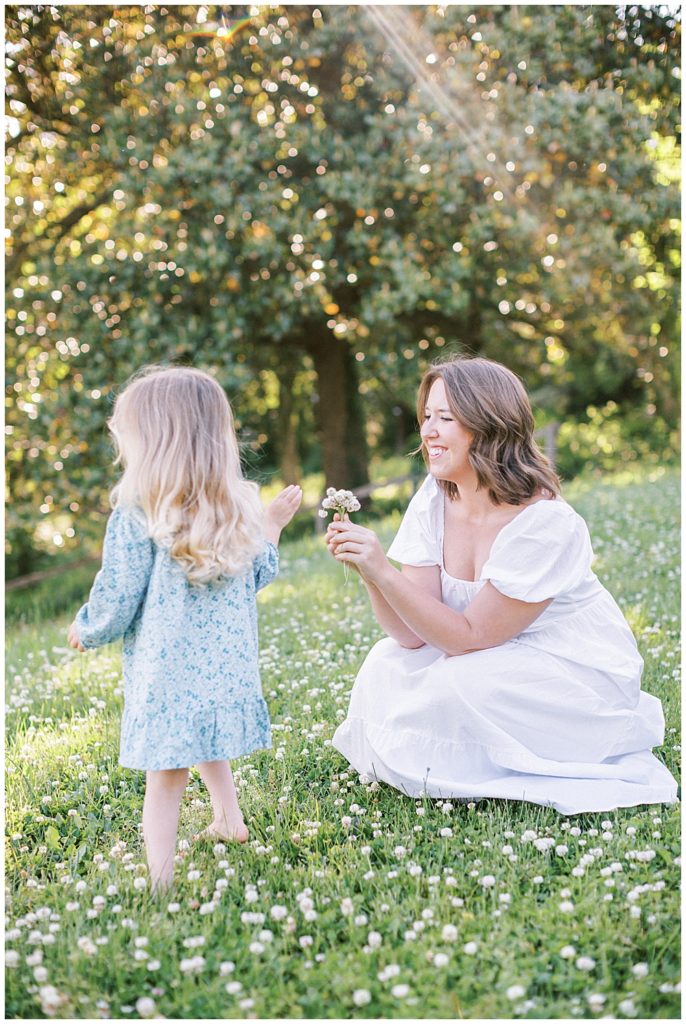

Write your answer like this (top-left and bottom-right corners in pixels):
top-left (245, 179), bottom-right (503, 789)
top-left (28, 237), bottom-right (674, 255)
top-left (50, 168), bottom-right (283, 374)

top-left (5, 465), bottom-right (680, 1019)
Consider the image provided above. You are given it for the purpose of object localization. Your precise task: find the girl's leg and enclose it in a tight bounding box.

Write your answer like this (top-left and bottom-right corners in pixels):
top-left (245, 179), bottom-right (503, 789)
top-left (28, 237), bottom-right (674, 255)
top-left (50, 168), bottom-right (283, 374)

top-left (143, 767), bottom-right (189, 891)
top-left (195, 760), bottom-right (249, 842)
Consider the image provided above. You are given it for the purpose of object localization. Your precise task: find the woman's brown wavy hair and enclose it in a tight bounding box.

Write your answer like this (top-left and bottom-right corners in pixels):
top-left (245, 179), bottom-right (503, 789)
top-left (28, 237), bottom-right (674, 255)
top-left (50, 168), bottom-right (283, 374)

top-left (417, 356), bottom-right (560, 504)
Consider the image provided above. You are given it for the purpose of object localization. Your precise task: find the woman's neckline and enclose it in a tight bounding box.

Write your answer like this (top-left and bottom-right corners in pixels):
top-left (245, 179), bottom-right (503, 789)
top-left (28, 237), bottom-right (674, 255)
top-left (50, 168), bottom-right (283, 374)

top-left (440, 488), bottom-right (557, 584)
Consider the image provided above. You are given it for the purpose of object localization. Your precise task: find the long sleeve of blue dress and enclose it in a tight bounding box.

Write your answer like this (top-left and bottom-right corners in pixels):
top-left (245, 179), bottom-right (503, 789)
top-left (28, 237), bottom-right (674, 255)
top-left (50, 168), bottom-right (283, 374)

top-left (74, 506), bottom-right (154, 649)
top-left (253, 541), bottom-right (279, 592)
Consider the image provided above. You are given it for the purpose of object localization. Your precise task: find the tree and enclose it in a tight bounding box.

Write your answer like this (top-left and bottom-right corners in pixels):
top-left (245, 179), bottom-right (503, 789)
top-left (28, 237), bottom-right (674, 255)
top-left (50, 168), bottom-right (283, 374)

top-left (6, 4), bottom-right (680, 574)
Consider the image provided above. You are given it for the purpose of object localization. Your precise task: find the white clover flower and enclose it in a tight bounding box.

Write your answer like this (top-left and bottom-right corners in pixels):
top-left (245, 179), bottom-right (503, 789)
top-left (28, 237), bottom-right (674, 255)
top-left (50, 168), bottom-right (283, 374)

top-left (631, 962), bottom-right (649, 978)
top-left (618, 998), bottom-right (638, 1017)
top-left (135, 996), bottom-right (156, 1018)
top-left (270, 905), bottom-right (288, 921)
top-left (367, 930), bottom-right (382, 949)
top-left (441, 924), bottom-right (458, 942)
top-left (225, 981), bottom-right (243, 995)
top-left (434, 953), bottom-right (449, 968)
top-left (219, 961), bottom-right (235, 976)
top-left (5, 951), bottom-right (19, 968)
top-left (320, 488), bottom-right (361, 518)
top-left (353, 989), bottom-right (371, 1007)
top-left (463, 941), bottom-right (478, 955)
top-left (506, 984), bottom-right (526, 1000)
top-left (479, 874), bottom-right (496, 888)
top-left (179, 955), bottom-right (205, 973)
top-left (299, 935), bottom-right (313, 948)
top-left (77, 936), bottom-right (97, 956)
top-left (559, 945), bottom-right (576, 959)
top-left (575, 955), bottom-right (596, 971)
top-left (340, 898), bottom-right (354, 916)
top-left (587, 993), bottom-right (606, 1011)
top-left (391, 984), bottom-right (410, 998)
top-left (39, 986), bottom-right (67, 1015)
top-left (559, 900), bottom-right (574, 913)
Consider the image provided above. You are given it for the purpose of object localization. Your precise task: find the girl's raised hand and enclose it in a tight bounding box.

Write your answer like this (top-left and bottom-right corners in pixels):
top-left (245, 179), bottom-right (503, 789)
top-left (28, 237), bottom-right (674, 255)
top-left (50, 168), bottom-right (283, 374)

top-left (264, 485), bottom-right (303, 545)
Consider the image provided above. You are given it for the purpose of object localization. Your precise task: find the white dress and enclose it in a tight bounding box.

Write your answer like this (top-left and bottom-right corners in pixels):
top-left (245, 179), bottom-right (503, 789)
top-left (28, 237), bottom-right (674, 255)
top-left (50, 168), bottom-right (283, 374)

top-left (332, 476), bottom-right (677, 815)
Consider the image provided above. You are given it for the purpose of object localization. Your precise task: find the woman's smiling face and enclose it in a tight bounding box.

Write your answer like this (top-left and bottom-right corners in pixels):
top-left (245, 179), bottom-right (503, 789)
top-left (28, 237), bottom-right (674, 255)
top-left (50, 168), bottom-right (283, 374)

top-left (420, 377), bottom-right (474, 482)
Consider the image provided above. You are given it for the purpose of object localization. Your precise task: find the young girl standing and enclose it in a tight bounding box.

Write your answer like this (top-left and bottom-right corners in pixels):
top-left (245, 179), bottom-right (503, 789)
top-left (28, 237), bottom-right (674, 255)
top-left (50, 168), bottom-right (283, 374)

top-left (67, 366), bottom-right (302, 890)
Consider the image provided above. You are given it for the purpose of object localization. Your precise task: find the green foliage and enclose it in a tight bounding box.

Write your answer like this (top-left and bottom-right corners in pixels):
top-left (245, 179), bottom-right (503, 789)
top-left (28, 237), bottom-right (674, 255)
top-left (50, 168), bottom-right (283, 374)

top-left (5, 5), bottom-right (680, 574)
top-left (556, 402), bottom-right (679, 481)
top-left (4, 468), bottom-right (681, 1019)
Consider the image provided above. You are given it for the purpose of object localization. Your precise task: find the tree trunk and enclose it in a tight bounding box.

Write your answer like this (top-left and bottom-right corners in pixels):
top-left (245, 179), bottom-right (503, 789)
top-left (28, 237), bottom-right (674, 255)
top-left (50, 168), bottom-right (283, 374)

top-left (276, 360), bottom-right (302, 484)
top-left (308, 330), bottom-right (369, 490)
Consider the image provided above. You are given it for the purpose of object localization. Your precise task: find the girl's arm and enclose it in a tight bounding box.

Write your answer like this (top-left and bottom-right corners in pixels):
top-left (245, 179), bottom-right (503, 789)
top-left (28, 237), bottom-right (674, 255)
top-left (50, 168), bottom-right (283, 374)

top-left (263, 485), bottom-right (302, 546)
top-left (329, 521), bottom-right (549, 656)
top-left (69, 507), bottom-right (154, 650)
top-left (253, 485), bottom-right (302, 593)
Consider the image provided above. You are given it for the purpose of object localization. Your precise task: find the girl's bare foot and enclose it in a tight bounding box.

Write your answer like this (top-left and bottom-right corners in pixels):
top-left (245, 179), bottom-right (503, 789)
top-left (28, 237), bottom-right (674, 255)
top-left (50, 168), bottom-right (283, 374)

top-left (193, 819), bottom-right (249, 843)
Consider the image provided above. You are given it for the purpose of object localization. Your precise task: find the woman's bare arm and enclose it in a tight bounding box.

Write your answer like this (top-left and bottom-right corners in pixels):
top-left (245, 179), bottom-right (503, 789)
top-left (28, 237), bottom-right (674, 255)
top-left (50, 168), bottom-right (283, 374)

top-left (329, 520), bottom-right (549, 656)
top-left (362, 564), bottom-right (442, 648)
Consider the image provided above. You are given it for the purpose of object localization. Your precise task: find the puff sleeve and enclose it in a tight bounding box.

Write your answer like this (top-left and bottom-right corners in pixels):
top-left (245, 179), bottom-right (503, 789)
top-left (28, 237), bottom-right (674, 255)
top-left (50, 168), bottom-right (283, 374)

top-left (386, 475), bottom-right (442, 567)
top-left (480, 500), bottom-right (594, 603)
top-left (74, 506), bottom-right (154, 648)
top-left (253, 540), bottom-right (279, 592)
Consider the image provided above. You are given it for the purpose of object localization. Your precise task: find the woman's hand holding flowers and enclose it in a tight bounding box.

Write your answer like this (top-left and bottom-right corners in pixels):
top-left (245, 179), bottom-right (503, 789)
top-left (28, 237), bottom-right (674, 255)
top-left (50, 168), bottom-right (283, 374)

top-left (326, 518), bottom-right (389, 585)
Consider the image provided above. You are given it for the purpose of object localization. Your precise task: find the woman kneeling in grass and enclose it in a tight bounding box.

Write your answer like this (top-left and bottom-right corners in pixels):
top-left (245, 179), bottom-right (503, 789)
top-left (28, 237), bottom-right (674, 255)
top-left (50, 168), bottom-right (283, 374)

top-left (68, 366), bottom-right (301, 889)
top-left (327, 356), bottom-right (677, 815)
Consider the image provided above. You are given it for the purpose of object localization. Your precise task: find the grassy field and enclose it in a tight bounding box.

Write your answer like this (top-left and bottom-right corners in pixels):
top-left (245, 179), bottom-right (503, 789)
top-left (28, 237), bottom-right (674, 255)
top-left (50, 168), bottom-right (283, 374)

top-left (5, 466), bottom-right (680, 1020)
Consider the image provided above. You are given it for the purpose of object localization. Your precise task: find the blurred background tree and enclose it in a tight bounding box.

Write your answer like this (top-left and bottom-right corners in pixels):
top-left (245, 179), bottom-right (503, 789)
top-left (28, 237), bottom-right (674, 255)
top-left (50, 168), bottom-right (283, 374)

top-left (6, 4), bottom-right (680, 576)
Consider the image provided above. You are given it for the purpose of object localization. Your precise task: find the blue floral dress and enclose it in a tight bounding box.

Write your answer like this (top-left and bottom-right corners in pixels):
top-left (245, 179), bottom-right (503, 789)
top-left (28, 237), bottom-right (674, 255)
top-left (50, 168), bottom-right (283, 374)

top-left (74, 506), bottom-right (278, 771)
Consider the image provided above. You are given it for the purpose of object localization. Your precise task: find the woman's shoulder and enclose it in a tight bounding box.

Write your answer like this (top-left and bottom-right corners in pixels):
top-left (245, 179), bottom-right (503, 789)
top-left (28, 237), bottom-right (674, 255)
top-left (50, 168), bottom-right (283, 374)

top-left (411, 473), bottom-right (442, 508)
top-left (496, 494), bottom-right (589, 550)
top-left (404, 474), bottom-right (443, 529)
top-left (519, 494), bottom-right (578, 520)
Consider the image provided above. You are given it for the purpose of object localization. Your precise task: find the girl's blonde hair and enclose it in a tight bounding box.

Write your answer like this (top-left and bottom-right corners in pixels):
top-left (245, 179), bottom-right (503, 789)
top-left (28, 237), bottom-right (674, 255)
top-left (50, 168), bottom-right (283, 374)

top-left (417, 356), bottom-right (560, 504)
top-left (109, 366), bottom-right (264, 584)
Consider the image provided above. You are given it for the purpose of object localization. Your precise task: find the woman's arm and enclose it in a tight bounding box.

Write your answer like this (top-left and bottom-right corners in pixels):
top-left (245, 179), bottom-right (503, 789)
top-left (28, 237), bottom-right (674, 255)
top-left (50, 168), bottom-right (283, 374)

top-left (362, 564), bottom-right (442, 648)
top-left (329, 521), bottom-right (549, 656)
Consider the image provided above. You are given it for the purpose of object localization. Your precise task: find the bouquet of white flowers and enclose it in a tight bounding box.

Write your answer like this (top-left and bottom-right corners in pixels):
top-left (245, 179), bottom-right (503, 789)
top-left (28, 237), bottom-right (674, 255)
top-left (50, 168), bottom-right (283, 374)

top-left (319, 487), bottom-right (361, 582)
top-left (318, 487), bottom-right (361, 520)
